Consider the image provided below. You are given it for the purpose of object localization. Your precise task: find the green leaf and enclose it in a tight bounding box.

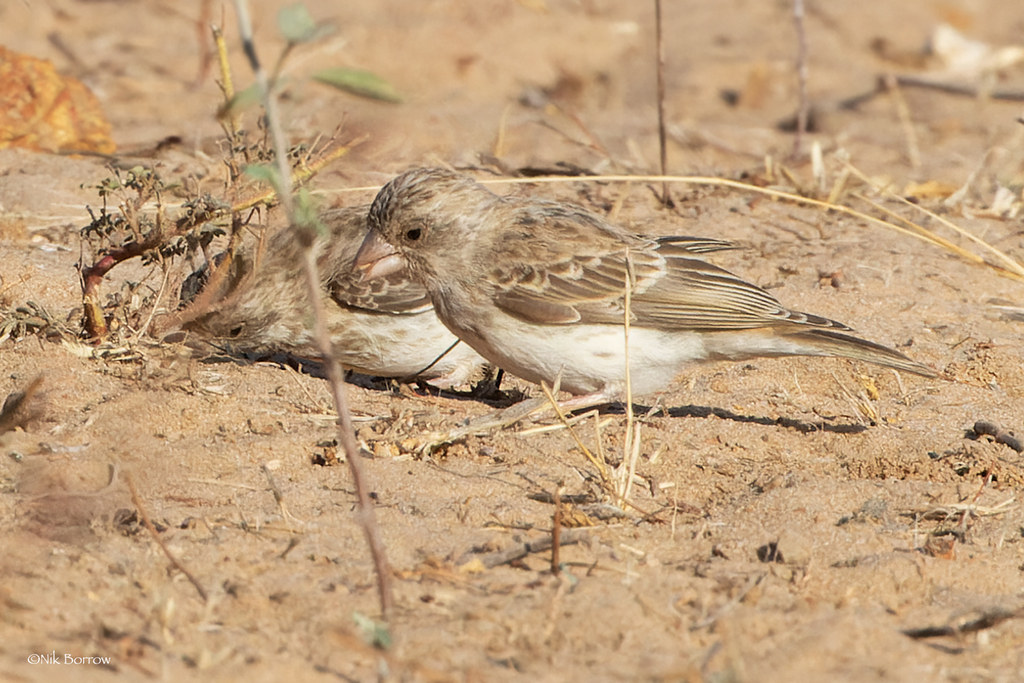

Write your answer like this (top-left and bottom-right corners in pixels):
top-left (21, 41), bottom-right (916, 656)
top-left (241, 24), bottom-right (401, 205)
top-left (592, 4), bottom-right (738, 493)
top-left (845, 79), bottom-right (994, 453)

top-left (352, 612), bottom-right (392, 650)
top-left (243, 164), bottom-right (283, 194)
top-left (313, 68), bottom-right (402, 103)
top-left (217, 83), bottom-right (261, 119)
top-left (277, 4), bottom-right (319, 44)
top-left (293, 188), bottom-right (324, 234)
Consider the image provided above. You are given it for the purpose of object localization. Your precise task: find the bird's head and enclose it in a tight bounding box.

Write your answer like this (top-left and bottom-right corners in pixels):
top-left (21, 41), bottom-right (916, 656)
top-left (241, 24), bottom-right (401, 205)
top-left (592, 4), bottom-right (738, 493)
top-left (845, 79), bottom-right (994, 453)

top-left (356, 168), bottom-right (495, 284)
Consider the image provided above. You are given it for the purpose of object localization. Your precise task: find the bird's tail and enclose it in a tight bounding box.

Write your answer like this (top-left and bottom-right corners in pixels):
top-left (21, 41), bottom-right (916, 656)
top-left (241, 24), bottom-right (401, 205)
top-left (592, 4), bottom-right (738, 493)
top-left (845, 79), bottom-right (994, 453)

top-left (789, 328), bottom-right (937, 377)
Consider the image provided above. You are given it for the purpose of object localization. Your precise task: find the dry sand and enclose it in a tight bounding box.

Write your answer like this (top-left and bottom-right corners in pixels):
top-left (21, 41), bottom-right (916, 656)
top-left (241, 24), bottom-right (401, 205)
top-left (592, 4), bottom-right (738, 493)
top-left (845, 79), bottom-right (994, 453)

top-left (2, 1), bottom-right (1024, 681)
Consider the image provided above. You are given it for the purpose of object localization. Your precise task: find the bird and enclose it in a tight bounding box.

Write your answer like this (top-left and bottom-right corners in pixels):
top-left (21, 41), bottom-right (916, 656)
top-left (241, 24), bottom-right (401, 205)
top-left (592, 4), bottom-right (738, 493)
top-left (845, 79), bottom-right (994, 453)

top-left (355, 167), bottom-right (937, 408)
top-left (174, 204), bottom-right (491, 389)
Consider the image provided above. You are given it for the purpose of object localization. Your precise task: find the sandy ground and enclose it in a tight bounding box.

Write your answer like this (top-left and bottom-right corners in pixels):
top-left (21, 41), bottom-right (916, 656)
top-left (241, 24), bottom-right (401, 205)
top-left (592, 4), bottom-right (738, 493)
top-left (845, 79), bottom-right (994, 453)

top-left (2, 1), bottom-right (1024, 681)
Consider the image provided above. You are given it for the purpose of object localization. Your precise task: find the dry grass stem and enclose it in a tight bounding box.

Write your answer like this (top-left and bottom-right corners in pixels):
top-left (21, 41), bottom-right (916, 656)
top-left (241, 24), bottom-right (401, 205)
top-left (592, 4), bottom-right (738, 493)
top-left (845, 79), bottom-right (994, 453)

top-left (494, 102), bottom-right (512, 158)
top-left (550, 485), bottom-right (563, 575)
top-left (133, 257), bottom-right (171, 341)
top-left (620, 422), bottom-right (643, 503)
top-left (261, 462), bottom-right (305, 531)
top-left (127, 472), bottom-right (209, 603)
top-left (593, 410), bottom-right (607, 465)
top-left (791, 0), bottom-right (809, 158)
top-left (849, 192), bottom-right (985, 264)
top-left (230, 139), bottom-right (364, 214)
top-left (617, 246), bottom-right (639, 503)
top-left (918, 500), bottom-right (1016, 521)
top-left (539, 379), bottom-right (612, 487)
top-left (826, 166), bottom-right (851, 204)
top-left (212, 25), bottom-right (240, 138)
top-left (811, 140), bottom-right (825, 194)
top-left (516, 410), bottom-right (611, 437)
top-left (232, 0), bottom-right (393, 622)
top-left (844, 163), bottom-right (1024, 279)
top-left (884, 74), bottom-right (922, 170)
top-left (282, 363), bottom-right (334, 414)
top-left (654, 0), bottom-right (670, 205)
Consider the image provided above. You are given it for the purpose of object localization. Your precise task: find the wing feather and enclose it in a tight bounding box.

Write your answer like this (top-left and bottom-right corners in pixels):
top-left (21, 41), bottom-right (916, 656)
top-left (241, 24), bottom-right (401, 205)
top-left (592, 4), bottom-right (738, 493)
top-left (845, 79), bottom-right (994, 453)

top-left (489, 214), bottom-right (853, 333)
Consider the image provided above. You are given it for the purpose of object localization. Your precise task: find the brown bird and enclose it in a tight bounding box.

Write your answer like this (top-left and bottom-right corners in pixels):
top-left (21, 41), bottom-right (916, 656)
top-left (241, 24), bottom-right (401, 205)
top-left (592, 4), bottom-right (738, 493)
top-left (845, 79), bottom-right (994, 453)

top-left (176, 205), bottom-right (489, 388)
top-left (356, 167), bottom-right (936, 406)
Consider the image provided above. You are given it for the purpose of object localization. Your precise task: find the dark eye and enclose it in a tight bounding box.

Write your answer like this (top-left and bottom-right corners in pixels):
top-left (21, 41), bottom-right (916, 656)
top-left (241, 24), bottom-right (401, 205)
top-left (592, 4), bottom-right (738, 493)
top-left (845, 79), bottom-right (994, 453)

top-left (228, 325), bottom-right (244, 338)
top-left (406, 228), bottom-right (422, 241)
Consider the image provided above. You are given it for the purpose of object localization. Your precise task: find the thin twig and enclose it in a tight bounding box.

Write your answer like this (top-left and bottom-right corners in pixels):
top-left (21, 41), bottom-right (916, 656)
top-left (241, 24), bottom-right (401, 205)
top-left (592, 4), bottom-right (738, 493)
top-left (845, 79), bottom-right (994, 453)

top-left (619, 247), bottom-right (638, 504)
top-left (261, 462), bottom-right (305, 530)
top-left (233, 0), bottom-right (292, 217)
top-left (470, 528), bottom-right (590, 569)
top-left (551, 485), bottom-right (563, 575)
top-left (212, 25), bottom-right (240, 139)
top-left (300, 244), bottom-right (394, 621)
top-left (888, 73), bottom-right (1024, 102)
top-left (884, 74), bottom-right (921, 170)
top-left (81, 196), bottom-right (224, 339)
top-left (127, 472), bottom-right (208, 603)
top-left (134, 255), bottom-right (171, 341)
top-left (792, 0), bottom-right (809, 158)
top-left (232, 0), bottom-right (393, 622)
top-left (539, 380), bottom-right (611, 486)
top-left (192, 0), bottom-right (214, 90)
top-left (654, 0), bottom-right (671, 205)
top-left (902, 608), bottom-right (1023, 639)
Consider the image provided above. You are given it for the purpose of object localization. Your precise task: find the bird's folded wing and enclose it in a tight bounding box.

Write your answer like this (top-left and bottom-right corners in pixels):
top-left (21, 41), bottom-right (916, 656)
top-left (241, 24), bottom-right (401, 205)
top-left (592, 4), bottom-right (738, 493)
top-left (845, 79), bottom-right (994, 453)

top-left (329, 272), bottom-right (434, 315)
top-left (493, 237), bottom-right (853, 332)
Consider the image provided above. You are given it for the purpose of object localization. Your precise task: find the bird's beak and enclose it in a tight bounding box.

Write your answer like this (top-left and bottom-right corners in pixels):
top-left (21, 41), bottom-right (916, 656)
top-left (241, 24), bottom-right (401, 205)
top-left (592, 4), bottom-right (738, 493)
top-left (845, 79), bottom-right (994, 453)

top-left (355, 229), bottom-right (406, 281)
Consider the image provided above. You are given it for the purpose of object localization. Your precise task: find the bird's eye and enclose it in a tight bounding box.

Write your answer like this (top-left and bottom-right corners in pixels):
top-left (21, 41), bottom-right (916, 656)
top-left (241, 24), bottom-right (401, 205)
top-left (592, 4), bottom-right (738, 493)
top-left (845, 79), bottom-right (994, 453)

top-left (406, 228), bottom-right (422, 241)
top-left (228, 325), bottom-right (243, 337)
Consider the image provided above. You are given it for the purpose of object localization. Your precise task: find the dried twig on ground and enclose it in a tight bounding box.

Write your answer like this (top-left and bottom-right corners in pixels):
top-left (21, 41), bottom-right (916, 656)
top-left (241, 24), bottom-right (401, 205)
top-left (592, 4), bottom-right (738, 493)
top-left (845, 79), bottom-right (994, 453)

top-left (467, 529), bottom-right (590, 570)
top-left (972, 420), bottom-right (1023, 453)
top-left (902, 608), bottom-right (1023, 640)
top-left (126, 472), bottom-right (208, 603)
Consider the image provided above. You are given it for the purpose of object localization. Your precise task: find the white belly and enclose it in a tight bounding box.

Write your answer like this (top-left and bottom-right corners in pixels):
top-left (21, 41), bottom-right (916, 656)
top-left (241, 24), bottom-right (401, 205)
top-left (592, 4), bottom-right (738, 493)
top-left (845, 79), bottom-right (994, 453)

top-left (455, 319), bottom-right (710, 398)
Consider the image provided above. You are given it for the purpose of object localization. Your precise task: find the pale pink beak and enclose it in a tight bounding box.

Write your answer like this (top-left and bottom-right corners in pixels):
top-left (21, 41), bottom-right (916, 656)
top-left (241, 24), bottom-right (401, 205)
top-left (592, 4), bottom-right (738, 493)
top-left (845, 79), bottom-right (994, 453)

top-left (355, 229), bottom-right (406, 281)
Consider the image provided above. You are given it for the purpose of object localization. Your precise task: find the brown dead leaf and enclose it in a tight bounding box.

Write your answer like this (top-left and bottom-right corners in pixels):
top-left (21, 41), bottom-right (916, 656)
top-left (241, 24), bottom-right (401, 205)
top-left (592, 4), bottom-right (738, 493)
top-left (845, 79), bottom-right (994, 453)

top-left (0, 45), bottom-right (115, 154)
